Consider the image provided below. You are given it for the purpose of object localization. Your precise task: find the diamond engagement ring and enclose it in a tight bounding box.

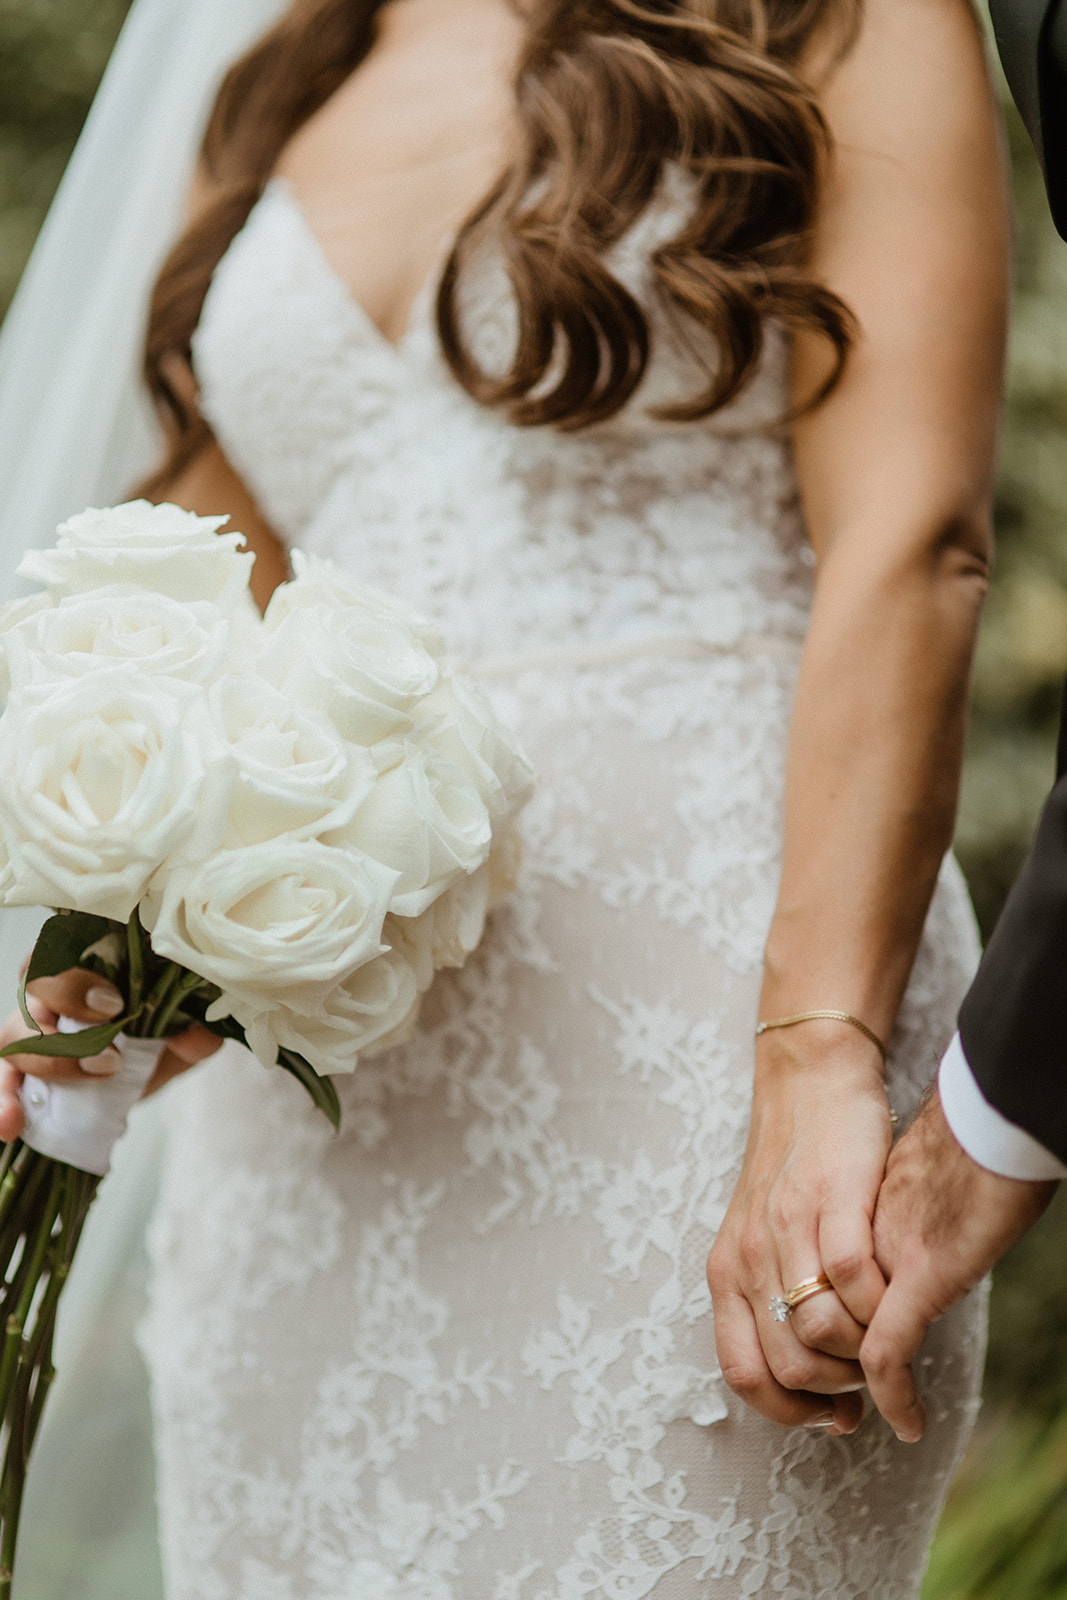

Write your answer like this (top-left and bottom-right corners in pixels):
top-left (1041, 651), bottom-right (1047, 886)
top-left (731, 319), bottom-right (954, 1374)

top-left (769, 1276), bottom-right (834, 1323)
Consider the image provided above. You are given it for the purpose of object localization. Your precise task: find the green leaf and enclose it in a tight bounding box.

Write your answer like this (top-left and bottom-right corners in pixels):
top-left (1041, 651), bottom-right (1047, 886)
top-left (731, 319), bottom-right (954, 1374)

top-left (277, 1049), bottom-right (341, 1131)
top-left (0, 1017), bottom-right (128, 1060)
top-left (18, 912), bottom-right (117, 1033)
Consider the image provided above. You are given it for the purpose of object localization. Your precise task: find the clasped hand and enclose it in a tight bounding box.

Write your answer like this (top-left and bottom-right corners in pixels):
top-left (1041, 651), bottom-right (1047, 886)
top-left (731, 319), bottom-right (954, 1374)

top-left (707, 1027), bottom-right (891, 1436)
top-left (0, 967), bottom-right (220, 1143)
top-left (707, 1029), bottom-right (1055, 1441)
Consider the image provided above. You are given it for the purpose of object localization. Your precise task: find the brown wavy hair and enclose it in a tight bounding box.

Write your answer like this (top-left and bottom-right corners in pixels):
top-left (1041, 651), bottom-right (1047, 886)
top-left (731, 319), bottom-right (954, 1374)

top-left (143, 0), bottom-right (861, 485)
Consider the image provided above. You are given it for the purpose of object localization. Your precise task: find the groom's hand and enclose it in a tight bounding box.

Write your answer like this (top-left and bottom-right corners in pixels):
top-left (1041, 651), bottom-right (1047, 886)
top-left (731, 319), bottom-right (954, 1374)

top-left (860, 1091), bottom-right (1056, 1441)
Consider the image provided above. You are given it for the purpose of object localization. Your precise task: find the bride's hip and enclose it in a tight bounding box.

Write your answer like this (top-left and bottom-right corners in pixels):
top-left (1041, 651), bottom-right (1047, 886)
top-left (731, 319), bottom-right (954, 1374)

top-left (154, 849), bottom-right (978, 1183)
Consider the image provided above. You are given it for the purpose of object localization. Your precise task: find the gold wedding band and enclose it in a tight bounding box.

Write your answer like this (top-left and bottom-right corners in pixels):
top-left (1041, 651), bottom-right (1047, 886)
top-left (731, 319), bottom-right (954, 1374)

top-left (769, 1275), bottom-right (834, 1323)
top-left (786, 1276), bottom-right (834, 1309)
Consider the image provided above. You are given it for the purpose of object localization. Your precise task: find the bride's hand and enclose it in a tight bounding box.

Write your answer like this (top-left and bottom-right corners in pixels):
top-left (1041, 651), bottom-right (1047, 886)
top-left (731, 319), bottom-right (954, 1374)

top-left (706, 1026), bottom-right (894, 1433)
top-left (0, 967), bottom-right (221, 1142)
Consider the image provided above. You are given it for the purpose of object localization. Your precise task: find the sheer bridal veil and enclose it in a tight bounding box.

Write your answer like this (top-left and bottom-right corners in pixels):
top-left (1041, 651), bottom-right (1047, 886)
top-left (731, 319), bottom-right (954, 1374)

top-left (0, 0), bottom-right (286, 1590)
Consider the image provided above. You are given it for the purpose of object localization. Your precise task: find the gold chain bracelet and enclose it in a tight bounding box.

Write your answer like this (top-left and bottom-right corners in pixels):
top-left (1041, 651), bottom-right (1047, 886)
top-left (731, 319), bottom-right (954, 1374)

top-left (754, 1009), bottom-right (888, 1065)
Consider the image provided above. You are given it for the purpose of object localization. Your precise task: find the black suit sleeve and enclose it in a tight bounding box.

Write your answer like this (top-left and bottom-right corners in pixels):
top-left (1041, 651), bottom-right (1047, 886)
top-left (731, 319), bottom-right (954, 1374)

top-left (959, 750), bottom-right (1067, 1166)
top-left (989, 0), bottom-right (1067, 238)
top-left (964, 2), bottom-right (1067, 1156)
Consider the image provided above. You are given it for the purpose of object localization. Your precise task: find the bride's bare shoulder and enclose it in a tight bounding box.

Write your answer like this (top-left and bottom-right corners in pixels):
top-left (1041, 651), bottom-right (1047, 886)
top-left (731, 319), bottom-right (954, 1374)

top-left (803, 0), bottom-right (991, 106)
top-left (790, 0), bottom-right (1007, 561)
top-left (807, 0), bottom-right (1003, 265)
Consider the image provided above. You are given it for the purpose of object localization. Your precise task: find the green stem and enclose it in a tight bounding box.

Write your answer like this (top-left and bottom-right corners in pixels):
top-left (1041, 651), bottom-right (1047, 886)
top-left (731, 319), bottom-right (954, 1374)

top-left (0, 1171), bottom-right (61, 1426)
top-left (24, 1353), bottom-right (55, 1460)
top-left (0, 1179), bottom-right (25, 1261)
top-left (125, 910), bottom-right (144, 1019)
top-left (1, 1349), bottom-right (34, 1585)
top-left (19, 1259), bottom-right (65, 1445)
top-left (0, 1158), bottom-right (52, 1293)
top-left (0, 1163), bottom-right (98, 1596)
top-left (0, 1495), bottom-right (16, 1598)
top-left (22, 1171), bottom-right (95, 1460)
top-left (0, 1146), bottom-right (37, 1241)
top-left (0, 1145), bottom-right (19, 1196)
top-left (133, 960), bottom-right (184, 1040)
top-left (0, 1316), bottom-right (21, 1459)
top-left (150, 968), bottom-right (203, 1038)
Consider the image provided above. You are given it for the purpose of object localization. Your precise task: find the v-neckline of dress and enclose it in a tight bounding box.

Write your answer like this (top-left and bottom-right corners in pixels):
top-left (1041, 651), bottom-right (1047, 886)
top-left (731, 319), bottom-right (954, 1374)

top-left (264, 176), bottom-right (453, 358)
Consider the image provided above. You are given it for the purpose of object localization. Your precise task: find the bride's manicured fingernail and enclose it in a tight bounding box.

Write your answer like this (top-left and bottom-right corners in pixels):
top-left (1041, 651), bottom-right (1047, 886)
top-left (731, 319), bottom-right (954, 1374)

top-left (86, 984), bottom-right (123, 1019)
top-left (81, 1047), bottom-right (120, 1077)
top-left (805, 1414), bottom-right (835, 1428)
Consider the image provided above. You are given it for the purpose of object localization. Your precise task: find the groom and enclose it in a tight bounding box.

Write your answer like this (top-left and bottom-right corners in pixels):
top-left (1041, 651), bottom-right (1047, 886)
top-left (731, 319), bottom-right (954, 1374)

top-left (859, 0), bottom-right (1067, 1442)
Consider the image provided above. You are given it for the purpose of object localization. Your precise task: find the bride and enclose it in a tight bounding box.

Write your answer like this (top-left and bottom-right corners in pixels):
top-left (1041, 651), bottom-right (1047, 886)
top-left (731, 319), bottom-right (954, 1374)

top-left (0, 0), bottom-right (1007, 1593)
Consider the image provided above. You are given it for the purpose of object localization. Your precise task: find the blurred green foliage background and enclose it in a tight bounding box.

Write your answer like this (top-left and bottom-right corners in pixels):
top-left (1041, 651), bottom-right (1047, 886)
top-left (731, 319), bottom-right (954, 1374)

top-left (0, 0), bottom-right (129, 313)
top-left (2, 0), bottom-right (1067, 1594)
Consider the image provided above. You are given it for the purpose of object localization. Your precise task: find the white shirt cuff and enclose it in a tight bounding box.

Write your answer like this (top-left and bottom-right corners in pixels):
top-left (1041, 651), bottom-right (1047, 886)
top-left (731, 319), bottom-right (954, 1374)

top-left (938, 1032), bottom-right (1067, 1182)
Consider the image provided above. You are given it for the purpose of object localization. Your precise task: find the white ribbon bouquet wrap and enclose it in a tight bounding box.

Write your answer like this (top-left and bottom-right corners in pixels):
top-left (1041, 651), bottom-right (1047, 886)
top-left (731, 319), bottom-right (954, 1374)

top-left (0, 500), bottom-right (533, 1589)
top-left (19, 1023), bottom-right (164, 1177)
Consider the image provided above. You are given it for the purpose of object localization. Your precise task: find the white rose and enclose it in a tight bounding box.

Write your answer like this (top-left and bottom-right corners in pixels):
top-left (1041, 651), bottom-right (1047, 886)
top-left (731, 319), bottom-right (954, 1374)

top-left (382, 864), bottom-right (491, 989)
top-left (245, 947), bottom-right (421, 1075)
top-left (2, 588), bottom-right (232, 692)
top-left (0, 673), bottom-right (224, 921)
top-left (146, 840), bottom-right (399, 1026)
top-left (427, 862), bottom-right (491, 968)
top-left (257, 603), bottom-right (441, 745)
top-left (329, 745), bottom-right (492, 917)
top-left (380, 912), bottom-right (436, 993)
top-left (225, 590), bottom-right (267, 671)
top-left (0, 593), bottom-right (51, 706)
top-left (412, 673), bottom-right (535, 823)
top-left (18, 501), bottom-right (254, 611)
top-left (265, 549), bottom-right (445, 657)
top-left (486, 828), bottom-right (523, 905)
top-left (208, 674), bottom-right (376, 845)
top-left (0, 593), bottom-right (51, 635)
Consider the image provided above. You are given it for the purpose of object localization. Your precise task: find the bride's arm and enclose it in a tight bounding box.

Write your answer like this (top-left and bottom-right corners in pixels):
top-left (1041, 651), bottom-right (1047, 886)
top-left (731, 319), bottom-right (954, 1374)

top-left (149, 156), bottom-right (291, 611)
top-left (706, 0), bottom-right (1009, 1432)
top-left (161, 438), bottom-right (290, 611)
top-left (0, 441), bottom-right (287, 1139)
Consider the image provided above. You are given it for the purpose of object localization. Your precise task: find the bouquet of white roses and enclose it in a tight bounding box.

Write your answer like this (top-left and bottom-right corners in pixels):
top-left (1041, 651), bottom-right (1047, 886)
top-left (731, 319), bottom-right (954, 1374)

top-left (0, 500), bottom-right (533, 1592)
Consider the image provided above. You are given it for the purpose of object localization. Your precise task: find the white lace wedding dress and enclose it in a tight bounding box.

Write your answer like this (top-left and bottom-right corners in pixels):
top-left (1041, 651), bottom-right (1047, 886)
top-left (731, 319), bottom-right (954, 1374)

top-left (139, 174), bottom-right (987, 1600)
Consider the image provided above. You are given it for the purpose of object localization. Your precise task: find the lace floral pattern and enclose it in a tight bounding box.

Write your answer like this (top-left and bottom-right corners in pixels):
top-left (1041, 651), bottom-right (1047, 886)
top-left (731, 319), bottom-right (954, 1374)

top-left (141, 179), bottom-right (987, 1600)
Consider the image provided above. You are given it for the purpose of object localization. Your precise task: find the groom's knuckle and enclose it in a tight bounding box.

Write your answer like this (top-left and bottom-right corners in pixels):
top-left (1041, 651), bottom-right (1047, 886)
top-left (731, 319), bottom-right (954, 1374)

top-left (860, 1338), bottom-right (894, 1383)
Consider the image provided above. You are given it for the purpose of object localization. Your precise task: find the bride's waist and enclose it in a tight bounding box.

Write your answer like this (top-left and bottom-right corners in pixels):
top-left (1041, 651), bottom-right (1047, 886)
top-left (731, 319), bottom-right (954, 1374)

top-left (458, 629), bottom-right (803, 678)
